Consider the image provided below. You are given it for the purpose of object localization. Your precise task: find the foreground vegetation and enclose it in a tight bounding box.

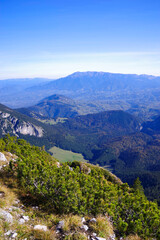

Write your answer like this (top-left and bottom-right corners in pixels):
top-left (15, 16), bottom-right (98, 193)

top-left (0, 135), bottom-right (160, 239)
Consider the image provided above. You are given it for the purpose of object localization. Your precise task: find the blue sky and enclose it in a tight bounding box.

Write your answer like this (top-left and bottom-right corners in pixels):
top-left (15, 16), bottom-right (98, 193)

top-left (0, 0), bottom-right (160, 79)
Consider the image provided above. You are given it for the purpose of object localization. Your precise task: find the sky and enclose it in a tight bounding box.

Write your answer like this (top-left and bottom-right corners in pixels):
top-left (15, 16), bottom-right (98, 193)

top-left (0, 0), bottom-right (160, 79)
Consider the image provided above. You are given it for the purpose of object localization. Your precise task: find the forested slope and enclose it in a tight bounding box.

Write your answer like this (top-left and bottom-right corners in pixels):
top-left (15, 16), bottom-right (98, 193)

top-left (0, 135), bottom-right (160, 239)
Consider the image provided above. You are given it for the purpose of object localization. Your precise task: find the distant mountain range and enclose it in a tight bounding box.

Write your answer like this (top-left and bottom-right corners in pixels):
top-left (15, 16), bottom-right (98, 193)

top-left (0, 72), bottom-right (160, 121)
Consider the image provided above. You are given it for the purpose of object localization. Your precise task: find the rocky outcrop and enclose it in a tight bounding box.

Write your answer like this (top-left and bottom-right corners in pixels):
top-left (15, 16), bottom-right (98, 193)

top-left (0, 111), bottom-right (43, 137)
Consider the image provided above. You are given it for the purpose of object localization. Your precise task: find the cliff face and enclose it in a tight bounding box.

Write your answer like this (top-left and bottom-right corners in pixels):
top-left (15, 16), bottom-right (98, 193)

top-left (0, 111), bottom-right (43, 137)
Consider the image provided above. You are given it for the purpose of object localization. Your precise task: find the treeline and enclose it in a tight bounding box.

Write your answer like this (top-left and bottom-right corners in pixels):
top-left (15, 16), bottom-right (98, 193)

top-left (0, 135), bottom-right (160, 239)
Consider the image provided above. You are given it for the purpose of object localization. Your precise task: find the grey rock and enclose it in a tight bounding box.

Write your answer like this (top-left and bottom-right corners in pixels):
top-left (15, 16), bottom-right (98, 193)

top-left (19, 218), bottom-right (25, 224)
top-left (22, 215), bottom-right (29, 221)
top-left (0, 152), bottom-right (7, 161)
top-left (34, 225), bottom-right (47, 231)
top-left (4, 230), bottom-right (17, 238)
top-left (92, 233), bottom-right (97, 237)
top-left (81, 217), bottom-right (85, 223)
top-left (0, 209), bottom-right (13, 223)
top-left (90, 218), bottom-right (97, 223)
top-left (96, 237), bottom-right (106, 240)
top-left (4, 230), bottom-right (12, 236)
top-left (81, 224), bottom-right (89, 231)
top-left (57, 220), bottom-right (64, 229)
top-left (12, 232), bottom-right (18, 238)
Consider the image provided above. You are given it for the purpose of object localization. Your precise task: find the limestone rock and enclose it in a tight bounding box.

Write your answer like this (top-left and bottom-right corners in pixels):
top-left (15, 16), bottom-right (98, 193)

top-left (4, 230), bottom-right (17, 238)
top-left (96, 237), bottom-right (106, 240)
top-left (90, 218), bottom-right (97, 223)
top-left (34, 225), bottom-right (47, 231)
top-left (0, 208), bottom-right (13, 223)
top-left (0, 152), bottom-right (7, 161)
top-left (81, 224), bottom-right (89, 231)
top-left (57, 220), bottom-right (64, 230)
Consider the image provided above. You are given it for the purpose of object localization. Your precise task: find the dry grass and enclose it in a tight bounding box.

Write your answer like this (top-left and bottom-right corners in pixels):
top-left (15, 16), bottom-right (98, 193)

top-left (64, 232), bottom-right (87, 240)
top-left (89, 215), bottom-right (114, 238)
top-left (62, 215), bottom-right (82, 232)
top-left (32, 229), bottom-right (57, 240)
top-left (0, 184), bottom-right (16, 208)
top-left (124, 234), bottom-right (142, 240)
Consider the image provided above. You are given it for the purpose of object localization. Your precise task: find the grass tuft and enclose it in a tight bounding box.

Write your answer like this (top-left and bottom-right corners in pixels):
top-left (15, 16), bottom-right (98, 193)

top-left (62, 215), bottom-right (82, 232)
top-left (89, 215), bottom-right (114, 238)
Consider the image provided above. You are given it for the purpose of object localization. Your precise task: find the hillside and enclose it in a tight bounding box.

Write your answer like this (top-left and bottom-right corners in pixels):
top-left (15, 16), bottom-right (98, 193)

top-left (17, 94), bottom-right (79, 120)
top-left (0, 136), bottom-right (160, 239)
top-left (142, 115), bottom-right (160, 135)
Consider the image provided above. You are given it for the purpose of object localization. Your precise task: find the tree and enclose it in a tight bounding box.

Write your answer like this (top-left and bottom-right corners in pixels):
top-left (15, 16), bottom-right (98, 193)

top-left (133, 177), bottom-right (144, 196)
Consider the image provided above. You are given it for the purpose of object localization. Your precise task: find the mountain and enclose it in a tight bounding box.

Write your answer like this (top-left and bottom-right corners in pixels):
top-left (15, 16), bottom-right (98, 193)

top-left (60, 110), bottom-right (141, 136)
top-left (28, 71), bottom-right (160, 93)
top-left (0, 72), bottom-right (160, 120)
top-left (17, 94), bottom-right (80, 120)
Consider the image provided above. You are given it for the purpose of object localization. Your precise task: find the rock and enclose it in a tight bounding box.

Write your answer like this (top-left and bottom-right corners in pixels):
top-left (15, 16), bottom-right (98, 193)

top-left (19, 218), bottom-right (25, 224)
top-left (0, 209), bottom-right (13, 223)
top-left (0, 152), bottom-right (7, 161)
top-left (81, 224), bottom-right (89, 231)
top-left (56, 162), bottom-right (60, 168)
top-left (22, 215), bottom-right (29, 221)
top-left (34, 225), bottom-right (47, 231)
top-left (81, 217), bottom-right (85, 223)
top-left (32, 206), bottom-right (39, 210)
top-left (90, 218), bottom-right (97, 223)
top-left (0, 191), bottom-right (5, 198)
top-left (57, 220), bottom-right (64, 229)
top-left (4, 230), bottom-right (17, 238)
top-left (1, 113), bottom-right (10, 118)
top-left (12, 232), bottom-right (18, 238)
top-left (5, 230), bottom-right (12, 236)
top-left (92, 233), bottom-right (97, 237)
top-left (96, 237), bottom-right (106, 240)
